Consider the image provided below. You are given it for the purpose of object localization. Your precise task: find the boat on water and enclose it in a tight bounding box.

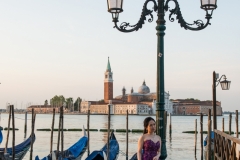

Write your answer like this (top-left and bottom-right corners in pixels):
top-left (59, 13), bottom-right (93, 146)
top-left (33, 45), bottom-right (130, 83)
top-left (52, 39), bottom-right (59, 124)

top-left (129, 150), bottom-right (144, 160)
top-left (0, 129), bottom-right (3, 144)
top-left (85, 131), bottom-right (119, 160)
top-left (0, 134), bottom-right (36, 160)
top-left (129, 153), bottom-right (137, 160)
top-left (204, 131), bottom-right (214, 159)
top-left (35, 126), bottom-right (88, 160)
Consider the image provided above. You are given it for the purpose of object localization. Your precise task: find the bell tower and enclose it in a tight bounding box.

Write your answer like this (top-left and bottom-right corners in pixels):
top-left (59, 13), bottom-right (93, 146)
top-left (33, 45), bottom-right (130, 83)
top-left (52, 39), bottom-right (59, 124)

top-left (104, 57), bottom-right (113, 103)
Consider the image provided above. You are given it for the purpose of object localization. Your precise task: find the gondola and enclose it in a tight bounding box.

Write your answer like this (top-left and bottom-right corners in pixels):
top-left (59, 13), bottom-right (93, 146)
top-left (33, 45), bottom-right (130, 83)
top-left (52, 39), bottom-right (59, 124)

top-left (35, 126), bottom-right (88, 160)
top-left (0, 134), bottom-right (36, 160)
top-left (85, 131), bottom-right (119, 160)
top-left (0, 129), bottom-right (3, 144)
top-left (130, 150), bottom-right (145, 160)
top-left (204, 131), bottom-right (214, 159)
top-left (129, 153), bottom-right (137, 160)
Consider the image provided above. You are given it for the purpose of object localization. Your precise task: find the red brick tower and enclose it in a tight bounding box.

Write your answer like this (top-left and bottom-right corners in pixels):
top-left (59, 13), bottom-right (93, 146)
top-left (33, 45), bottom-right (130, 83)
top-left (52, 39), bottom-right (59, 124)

top-left (104, 57), bottom-right (113, 103)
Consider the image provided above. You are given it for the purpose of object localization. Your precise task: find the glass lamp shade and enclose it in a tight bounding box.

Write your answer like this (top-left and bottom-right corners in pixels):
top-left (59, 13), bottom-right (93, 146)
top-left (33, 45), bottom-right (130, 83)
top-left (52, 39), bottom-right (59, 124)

top-left (200, 0), bottom-right (217, 10)
top-left (220, 80), bottom-right (231, 90)
top-left (107, 0), bottom-right (123, 13)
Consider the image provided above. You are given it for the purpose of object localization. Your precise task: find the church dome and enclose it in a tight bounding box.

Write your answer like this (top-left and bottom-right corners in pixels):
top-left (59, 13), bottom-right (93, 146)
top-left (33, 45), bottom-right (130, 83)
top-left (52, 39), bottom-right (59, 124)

top-left (138, 80), bottom-right (150, 94)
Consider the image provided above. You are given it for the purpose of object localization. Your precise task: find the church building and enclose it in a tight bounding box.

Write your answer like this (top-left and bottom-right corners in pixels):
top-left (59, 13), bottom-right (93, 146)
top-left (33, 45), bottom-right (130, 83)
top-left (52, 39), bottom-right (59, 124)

top-left (80, 58), bottom-right (173, 115)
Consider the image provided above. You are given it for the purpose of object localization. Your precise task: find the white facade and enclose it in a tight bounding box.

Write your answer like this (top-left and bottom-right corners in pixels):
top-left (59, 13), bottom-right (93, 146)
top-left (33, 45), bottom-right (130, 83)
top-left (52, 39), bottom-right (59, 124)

top-left (152, 92), bottom-right (173, 114)
top-left (80, 101), bottom-right (149, 115)
top-left (6, 105), bottom-right (11, 112)
top-left (80, 101), bottom-right (91, 113)
top-left (114, 104), bottom-right (148, 115)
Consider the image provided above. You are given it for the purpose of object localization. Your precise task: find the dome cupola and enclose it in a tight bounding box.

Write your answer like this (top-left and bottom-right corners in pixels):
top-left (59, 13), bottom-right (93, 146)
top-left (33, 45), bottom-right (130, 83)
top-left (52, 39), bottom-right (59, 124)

top-left (138, 80), bottom-right (150, 94)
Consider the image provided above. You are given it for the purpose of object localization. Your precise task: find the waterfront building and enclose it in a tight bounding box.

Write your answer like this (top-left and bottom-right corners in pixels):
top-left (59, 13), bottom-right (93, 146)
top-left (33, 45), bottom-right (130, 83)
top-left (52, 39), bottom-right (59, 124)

top-left (6, 105), bottom-right (10, 112)
top-left (80, 58), bottom-right (173, 115)
top-left (0, 109), bottom-right (7, 112)
top-left (151, 94), bottom-right (173, 114)
top-left (5, 105), bottom-right (26, 113)
top-left (81, 101), bottom-right (149, 115)
top-left (172, 99), bottom-right (222, 115)
top-left (27, 105), bottom-right (60, 113)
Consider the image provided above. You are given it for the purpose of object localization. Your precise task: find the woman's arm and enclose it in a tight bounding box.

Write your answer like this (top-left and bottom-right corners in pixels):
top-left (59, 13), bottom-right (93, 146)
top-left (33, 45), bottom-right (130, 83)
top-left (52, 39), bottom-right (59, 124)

top-left (137, 135), bottom-right (143, 160)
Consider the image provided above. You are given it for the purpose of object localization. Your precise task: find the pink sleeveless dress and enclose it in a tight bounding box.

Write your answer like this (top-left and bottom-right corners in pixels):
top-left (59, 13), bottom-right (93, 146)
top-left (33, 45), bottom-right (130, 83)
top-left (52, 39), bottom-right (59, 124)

top-left (142, 140), bottom-right (160, 160)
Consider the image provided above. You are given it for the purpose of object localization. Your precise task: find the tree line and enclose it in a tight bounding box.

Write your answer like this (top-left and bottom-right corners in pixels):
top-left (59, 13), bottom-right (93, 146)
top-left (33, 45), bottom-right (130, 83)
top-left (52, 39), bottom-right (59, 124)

top-left (44, 95), bottom-right (82, 111)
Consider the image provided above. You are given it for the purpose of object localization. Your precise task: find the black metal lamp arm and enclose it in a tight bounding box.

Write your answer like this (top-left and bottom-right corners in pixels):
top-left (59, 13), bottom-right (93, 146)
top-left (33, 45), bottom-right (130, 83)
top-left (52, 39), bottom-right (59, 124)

top-left (113, 0), bottom-right (214, 32)
top-left (164, 0), bottom-right (213, 31)
top-left (113, 0), bottom-right (158, 33)
top-left (216, 75), bottom-right (226, 87)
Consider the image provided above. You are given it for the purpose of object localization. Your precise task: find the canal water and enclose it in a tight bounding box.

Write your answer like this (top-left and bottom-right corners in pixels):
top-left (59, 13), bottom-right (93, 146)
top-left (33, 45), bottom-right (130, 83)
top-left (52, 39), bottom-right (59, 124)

top-left (0, 113), bottom-right (239, 159)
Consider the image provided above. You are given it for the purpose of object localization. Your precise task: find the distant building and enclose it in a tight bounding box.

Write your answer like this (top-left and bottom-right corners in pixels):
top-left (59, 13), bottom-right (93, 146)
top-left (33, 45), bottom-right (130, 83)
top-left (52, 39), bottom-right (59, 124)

top-left (0, 109), bottom-right (7, 112)
top-left (27, 105), bottom-right (60, 113)
top-left (172, 99), bottom-right (222, 116)
top-left (80, 57), bottom-right (173, 115)
top-left (5, 105), bottom-right (26, 113)
top-left (81, 101), bottom-right (149, 115)
top-left (6, 105), bottom-right (10, 112)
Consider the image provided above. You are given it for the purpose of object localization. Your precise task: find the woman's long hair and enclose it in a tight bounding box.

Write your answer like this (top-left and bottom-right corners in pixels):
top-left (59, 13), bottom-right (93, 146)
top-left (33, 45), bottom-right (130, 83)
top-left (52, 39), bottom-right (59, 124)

top-left (143, 117), bottom-right (155, 134)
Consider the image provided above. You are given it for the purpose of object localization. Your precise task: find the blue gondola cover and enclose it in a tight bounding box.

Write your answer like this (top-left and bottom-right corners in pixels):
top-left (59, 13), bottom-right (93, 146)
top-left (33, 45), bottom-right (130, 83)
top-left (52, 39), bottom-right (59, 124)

top-left (86, 132), bottom-right (119, 160)
top-left (36, 135), bottom-right (88, 160)
top-left (0, 129), bottom-right (3, 143)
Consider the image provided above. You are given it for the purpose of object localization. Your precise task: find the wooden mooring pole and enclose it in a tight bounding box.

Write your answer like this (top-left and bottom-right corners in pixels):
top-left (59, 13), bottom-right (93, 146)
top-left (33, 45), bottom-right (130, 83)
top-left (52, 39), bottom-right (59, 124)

top-left (11, 105), bottom-right (15, 160)
top-left (222, 118), bottom-right (224, 132)
top-left (30, 108), bottom-right (36, 160)
top-left (195, 119), bottom-right (197, 157)
top-left (200, 113), bottom-right (203, 160)
top-left (169, 113), bottom-right (172, 136)
top-left (208, 109), bottom-right (211, 121)
top-left (56, 106), bottom-right (62, 160)
top-left (50, 108), bottom-right (55, 153)
top-left (207, 109), bottom-right (211, 160)
top-left (87, 109), bottom-right (90, 156)
top-left (229, 113), bottom-right (232, 135)
top-left (207, 120), bottom-right (212, 160)
top-left (107, 102), bottom-right (111, 160)
top-left (236, 110), bottom-right (238, 138)
top-left (24, 111), bottom-right (27, 138)
top-left (126, 109), bottom-right (128, 160)
top-left (4, 105), bottom-right (11, 153)
top-left (61, 106), bottom-right (64, 156)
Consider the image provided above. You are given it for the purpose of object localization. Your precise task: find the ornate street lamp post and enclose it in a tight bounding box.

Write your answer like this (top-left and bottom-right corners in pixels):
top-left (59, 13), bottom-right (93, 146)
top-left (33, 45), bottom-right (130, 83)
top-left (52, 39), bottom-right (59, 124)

top-left (106, 0), bottom-right (218, 159)
top-left (212, 71), bottom-right (231, 130)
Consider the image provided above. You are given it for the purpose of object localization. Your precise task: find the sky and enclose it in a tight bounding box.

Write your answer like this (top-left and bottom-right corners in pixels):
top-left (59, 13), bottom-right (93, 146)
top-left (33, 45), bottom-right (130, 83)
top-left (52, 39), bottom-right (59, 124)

top-left (0, 0), bottom-right (239, 111)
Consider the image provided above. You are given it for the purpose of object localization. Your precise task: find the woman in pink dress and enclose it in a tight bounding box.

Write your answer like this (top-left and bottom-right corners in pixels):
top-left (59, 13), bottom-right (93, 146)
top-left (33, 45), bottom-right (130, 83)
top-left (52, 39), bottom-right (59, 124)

top-left (137, 117), bottom-right (161, 160)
